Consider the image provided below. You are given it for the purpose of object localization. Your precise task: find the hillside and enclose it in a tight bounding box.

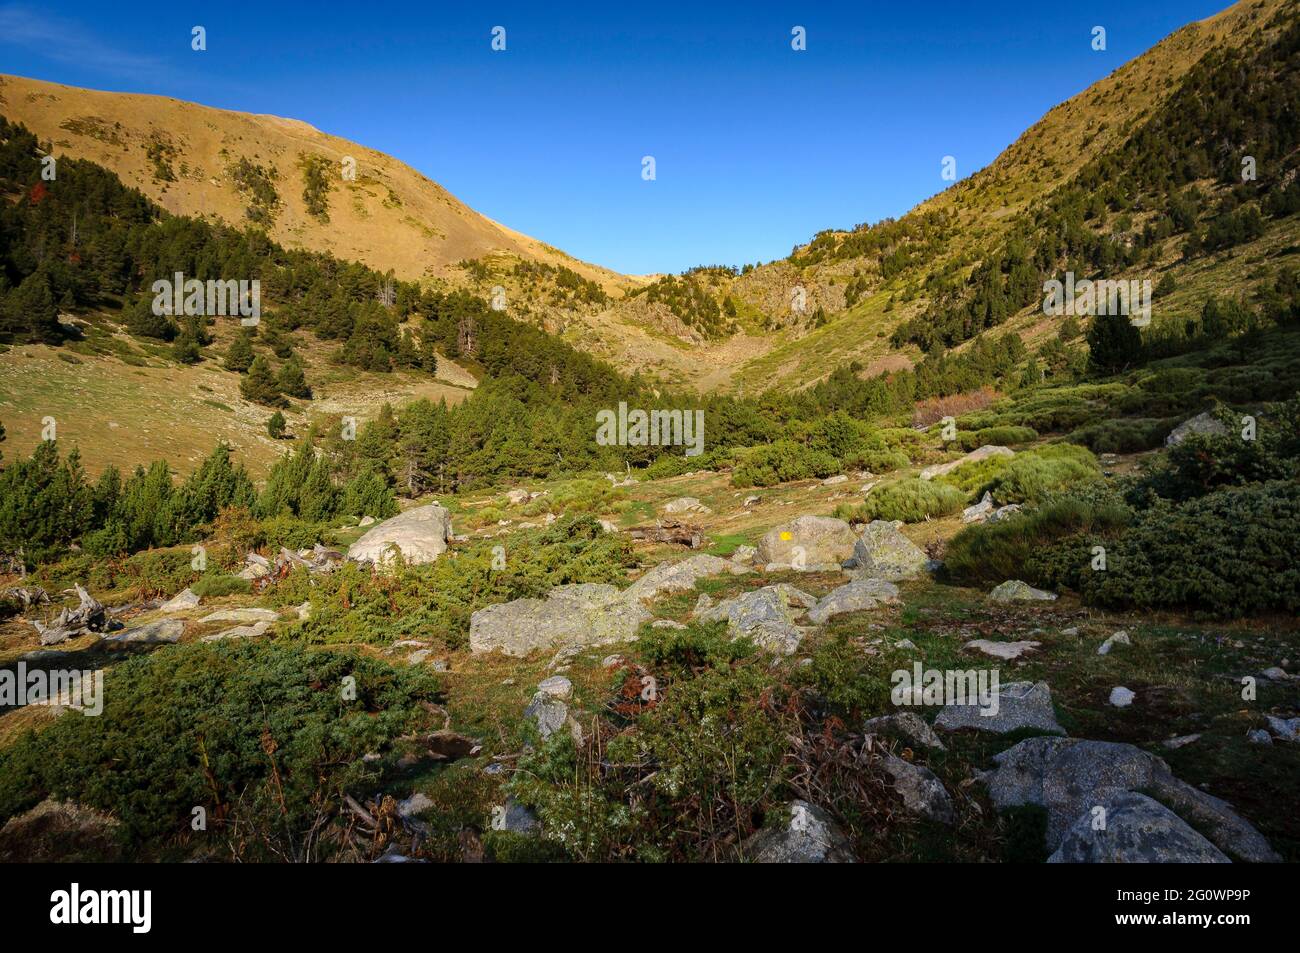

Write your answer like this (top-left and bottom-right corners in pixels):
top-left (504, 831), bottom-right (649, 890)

top-left (0, 73), bottom-right (631, 297)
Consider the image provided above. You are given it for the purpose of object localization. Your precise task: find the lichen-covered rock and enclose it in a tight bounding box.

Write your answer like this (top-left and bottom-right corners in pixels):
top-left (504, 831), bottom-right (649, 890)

top-left (103, 619), bottom-right (183, 644)
top-left (1165, 411), bottom-right (1229, 447)
top-left (935, 680), bottom-right (1064, 736)
top-left (1047, 792), bottom-right (1229, 863)
top-left (983, 736), bottom-right (1280, 862)
top-left (962, 491), bottom-right (995, 524)
top-left (964, 639), bottom-right (1040, 660)
top-left (469, 584), bottom-right (651, 657)
top-left (863, 711), bottom-right (945, 750)
top-left (919, 445), bottom-right (1015, 481)
top-left (807, 578), bottom-right (899, 625)
top-left (158, 588), bottom-right (200, 613)
top-left (739, 800), bottom-right (855, 863)
top-left (624, 554), bottom-right (732, 603)
top-left (988, 579), bottom-right (1057, 602)
top-left (882, 753), bottom-right (955, 824)
top-left (697, 585), bottom-right (815, 654)
top-left (845, 521), bottom-right (928, 581)
top-left (661, 496), bottom-right (710, 515)
top-left (756, 515), bottom-right (857, 569)
top-left (199, 608), bottom-right (279, 624)
top-left (346, 503), bottom-right (453, 566)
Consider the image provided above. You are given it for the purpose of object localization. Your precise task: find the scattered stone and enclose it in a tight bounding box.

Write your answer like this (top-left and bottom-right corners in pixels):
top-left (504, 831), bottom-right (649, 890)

top-left (739, 800), bottom-right (854, 863)
top-left (863, 711), bottom-right (945, 750)
top-left (295, 601), bottom-right (312, 621)
top-left (506, 488), bottom-right (530, 505)
top-left (987, 503), bottom-right (1023, 524)
top-left (881, 752), bottom-right (954, 824)
top-left (731, 544), bottom-right (757, 565)
top-left (697, 585), bottom-right (816, 654)
top-left (661, 496), bottom-right (711, 515)
top-left (1162, 734), bottom-right (1201, 750)
top-left (894, 638), bottom-right (916, 650)
top-left (346, 503), bottom-right (453, 566)
top-left (650, 619), bottom-right (687, 630)
top-left (358, 515), bottom-right (376, 527)
top-left (844, 521), bottom-right (928, 581)
top-left (498, 797), bottom-right (539, 833)
top-left (807, 578), bottom-right (899, 625)
top-left (962, 491), bottom-right (995, 524)
top-left (1261, 667), bottom-right (1296, 682)
top-left (601, 655), bottom-right (625, 668)
top-left (1247, 728), bottom-right (1273, 746)
top-left (821, 474), bottom-right (848, 486)
top-left (537, 675), bottom-right (573, 700)
top-left (407, 649), bottom-right (432, 665)
top-left (103, 619), bottom-right (183, 644)
top-left (625, 554), bottom-right (733, 603)
top-left (398, 793), bottom-right (434, 819)
top-left (1165, 411), bottom-right (1229, 447)
top-left (964, 639), bottom-right (1040, 661)
top-left (1061, 626), bottom-right (1080, 636)
top-left (1047, 792), bottom-right (1230, 864)
top-left (200, 620), bottom-right (271, 642)
top-left (599, 519), bottom-right (619, 534)
top-left (469, 584), bottom-right (650, 657)
top-left (1265, 715), bottom-right (1300, 742)
top-left (1098, 631), bottom-right (1130, 655)
top-left (158, 588), bottom-right (200, 613)
top-left (694, 593), bottom-right (714, 613)
top-left (743, 495), bottom-right (760, 507)
top-left (919, 445), bottom-right (1014, 481)
top-left (757, 515), bottom-right (857, 569)
top-left (199, 607), bottom-right (279, 624)
top-left (935, 680), bottom-right (1064, 736)
top-left (988, 579), bottom-right (1057, 602)
top-left (1109, 686), bottom-right (1136, 708)
top-left (983, 736), bottom-right (1280, 861)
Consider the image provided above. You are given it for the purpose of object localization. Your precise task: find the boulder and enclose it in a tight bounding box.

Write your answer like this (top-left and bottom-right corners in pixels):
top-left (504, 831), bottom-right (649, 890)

top-left (661, 497), bottom-right (710, 515)
top-left (469, 584), bottom-right (651, 657)
top-left (988, 579), bottom-right (1057, 602)
top-left (624, 554), bottom-right (733, 603)
top-left (935, 680), bottom-right (1064, 736)
top-left (756, 515), bottom-right (857, 569)
top-left (1047, 792), bottom-right (1230, 864)
top-left (739, 800), bottom-right (855, 863)
top-left (1266, 715), bottom-right (1300, 742)
top-left (962, 491), bottom-right (995, 524)
top-left (346, 504), bottom-right (453, 566)
top-left (200, 620), bottom-right (271, 642)
top-left (537, 675), bottom-right (573, 700)
top-left (158, 588), bottom-right (200, 613)
top-left (103, 619), bottom-right (183, 644)
top-left (697, 585), bottom-right (815, 654)
top-left (505, 488), bottom-right (530, 505)
top-left (863, 711), bottom-right (946, 750)
top-left (1165, 411), bottom-right (1229, 447)
top-left (1098, 630), bottom-right (1130, 655)
top-left (523, 691), bottom-right (583, 744)
top-left (882, 753), bottom-right (955, 824)
top-left (807, 578), bottom-right (900, 625)
top-left (199, 608), bottom-right (278, 624)
top-left (920, 445), bottom-right (1014, 481)
top-left (844, 521), bottom-right (928, 581)
top-left (964, 639), bottom-right (1040, 661)
top-left (987, 503), bottom-right (1023, 524)
top-left (984, 737), bottom-right (1280, 862)
top-left (821, 474), bottom-right (848, 486)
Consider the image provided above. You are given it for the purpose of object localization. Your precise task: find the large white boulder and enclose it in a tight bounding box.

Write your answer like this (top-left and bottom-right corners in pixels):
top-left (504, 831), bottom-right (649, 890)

top-left (346, 504), bottom-right (453, 566)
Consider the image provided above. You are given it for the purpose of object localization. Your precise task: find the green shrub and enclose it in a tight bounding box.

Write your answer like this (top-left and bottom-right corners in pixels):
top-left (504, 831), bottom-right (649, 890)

top-left (732, 440), bottom-right (840, 488)
top-left (835, 478), bottom-right (965, 523)
top-left (0, 642), bottom-right (442, 858)
top-left (941, 444), bottom-right (1101, 505)
top-left (1069, 417), bottom-right (1173, 453)
top-left (955, 426), bottom-right (1037, 450)
top-left (191, 574), bottom-right (252, 599)
top-left (944, 489), bottom-right (1132, 586)
top-left (1082, 481), bottom-right (1300, 618)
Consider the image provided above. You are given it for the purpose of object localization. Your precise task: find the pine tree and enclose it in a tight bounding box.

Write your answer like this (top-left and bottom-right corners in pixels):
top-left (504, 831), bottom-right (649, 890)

top-left (240, 356), bottom-right (286, 407)
top-left (267, 411), bottom-right (287, 439)
top-left (224, 331), bottom-right (255, 372)
top-left (1087, 312), bottom-right (1143, 374)
top-left (275, 356), bottom-right (311, 398)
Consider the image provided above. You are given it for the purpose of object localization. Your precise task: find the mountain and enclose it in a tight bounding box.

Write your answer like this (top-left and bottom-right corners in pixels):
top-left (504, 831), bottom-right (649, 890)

top-left (0, 73), bottom-right (629, 297)
top-left (583, 0), bottom-right (1300, 392)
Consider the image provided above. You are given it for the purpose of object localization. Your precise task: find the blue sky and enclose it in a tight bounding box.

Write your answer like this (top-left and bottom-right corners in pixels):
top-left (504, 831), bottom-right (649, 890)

top-left (1, 1), bottom-right (1228, 274)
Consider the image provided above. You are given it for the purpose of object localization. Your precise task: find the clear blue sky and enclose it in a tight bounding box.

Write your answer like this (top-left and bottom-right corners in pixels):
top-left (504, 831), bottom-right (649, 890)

top-left (1, 1), bottom-right (1228, 274)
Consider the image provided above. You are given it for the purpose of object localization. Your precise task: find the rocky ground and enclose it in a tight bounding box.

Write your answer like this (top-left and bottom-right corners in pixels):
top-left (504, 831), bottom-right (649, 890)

top-left (2, 464), bottom-right (1298, 863)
